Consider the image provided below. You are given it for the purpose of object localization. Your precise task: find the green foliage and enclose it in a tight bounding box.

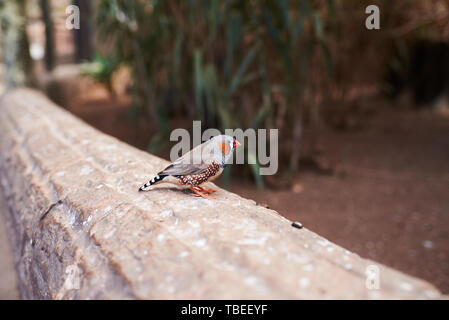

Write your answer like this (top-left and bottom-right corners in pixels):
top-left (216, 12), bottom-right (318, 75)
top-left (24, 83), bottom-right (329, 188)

top-left (0, 0), bottom-right (35, 87)
top-left (81, 53), bottom-right (120, 97)
top-left (93, 0), bottom-right (334, 186)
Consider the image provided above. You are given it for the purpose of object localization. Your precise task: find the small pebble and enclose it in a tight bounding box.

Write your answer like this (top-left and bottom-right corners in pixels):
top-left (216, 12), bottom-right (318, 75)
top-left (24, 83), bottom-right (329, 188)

top-left (422, 240), bottom-right (434, 249)
top-left (292, 221), bottom-right (303, 229)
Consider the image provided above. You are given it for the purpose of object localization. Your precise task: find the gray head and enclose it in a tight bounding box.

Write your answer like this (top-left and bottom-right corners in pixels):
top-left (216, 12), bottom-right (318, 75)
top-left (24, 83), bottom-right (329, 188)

top-left (203, 134), bottom-right (242, 166)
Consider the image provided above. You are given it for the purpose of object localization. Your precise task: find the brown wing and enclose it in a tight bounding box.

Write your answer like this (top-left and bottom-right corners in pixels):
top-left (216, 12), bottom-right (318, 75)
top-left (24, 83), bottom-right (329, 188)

top-left (160, 140), bottom-right (216, 176)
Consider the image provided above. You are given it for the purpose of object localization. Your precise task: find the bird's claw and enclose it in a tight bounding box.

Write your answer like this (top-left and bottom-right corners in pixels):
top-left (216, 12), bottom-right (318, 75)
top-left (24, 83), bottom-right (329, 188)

top-left (189, 187), bottom-right (216, 199)
top-left (196, 186), bottom-right (217, 194)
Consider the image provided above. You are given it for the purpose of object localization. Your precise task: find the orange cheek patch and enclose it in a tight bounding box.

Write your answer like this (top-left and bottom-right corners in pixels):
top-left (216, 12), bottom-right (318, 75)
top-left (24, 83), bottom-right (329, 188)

top-left (218, 142), bottom-right (230, 155)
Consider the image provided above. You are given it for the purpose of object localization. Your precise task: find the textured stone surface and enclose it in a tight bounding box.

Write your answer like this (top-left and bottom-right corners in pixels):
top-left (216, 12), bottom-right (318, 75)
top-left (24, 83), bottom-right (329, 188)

top-left (0, 88), bottom-right (445, 299)
top-left (0, 196), bottom-right (19, 299)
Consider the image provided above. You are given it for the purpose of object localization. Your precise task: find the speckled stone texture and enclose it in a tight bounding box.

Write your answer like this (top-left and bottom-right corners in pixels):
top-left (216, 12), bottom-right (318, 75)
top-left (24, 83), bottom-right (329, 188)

top-left (0, 88), bottom-right (445, 299)
top-left (0, 195), bottom-right (19, 299)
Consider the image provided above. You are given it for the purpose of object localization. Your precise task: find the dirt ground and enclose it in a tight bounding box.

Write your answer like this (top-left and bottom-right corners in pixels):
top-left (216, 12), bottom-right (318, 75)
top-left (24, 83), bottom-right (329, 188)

top-left (71, 96), bottom-right (449, 294)
top-left (232, 105), bottom-right (449, 294)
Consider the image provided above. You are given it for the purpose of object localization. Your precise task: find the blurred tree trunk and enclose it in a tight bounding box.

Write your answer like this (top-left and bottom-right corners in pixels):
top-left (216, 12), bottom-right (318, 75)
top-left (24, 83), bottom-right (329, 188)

top-left (73, 0), bottom-right (93, 62)
top-left (40, 0), bottom-right (54, 71)
top-left (0, 0), bottom-right (35, 87)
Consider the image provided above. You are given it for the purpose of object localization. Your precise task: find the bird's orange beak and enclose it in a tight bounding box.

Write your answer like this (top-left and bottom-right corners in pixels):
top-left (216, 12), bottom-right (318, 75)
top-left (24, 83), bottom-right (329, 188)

top-left (233, 139), bottom-right (241, 148)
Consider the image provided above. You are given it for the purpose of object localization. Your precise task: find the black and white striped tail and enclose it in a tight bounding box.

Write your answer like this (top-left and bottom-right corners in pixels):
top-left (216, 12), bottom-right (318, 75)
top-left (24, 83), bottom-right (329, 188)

top-left (139, 174), bottom-right (167, 191)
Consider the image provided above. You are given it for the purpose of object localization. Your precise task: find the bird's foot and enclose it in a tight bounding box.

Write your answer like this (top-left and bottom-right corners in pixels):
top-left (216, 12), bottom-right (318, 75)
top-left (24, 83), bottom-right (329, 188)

top-left (196, 186), bottom-right (217, 194)
top-left (189, 187), bottom-right (216, 199)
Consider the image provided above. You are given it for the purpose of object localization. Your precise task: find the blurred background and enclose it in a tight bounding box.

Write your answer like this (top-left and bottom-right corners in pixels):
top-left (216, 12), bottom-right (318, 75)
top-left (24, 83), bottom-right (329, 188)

top-left (0, 0), bottom-right (448, 297)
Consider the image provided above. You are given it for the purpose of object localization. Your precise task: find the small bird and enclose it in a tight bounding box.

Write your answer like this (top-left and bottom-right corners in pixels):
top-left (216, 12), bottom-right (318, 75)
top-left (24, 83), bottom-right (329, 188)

top-left (139, 135), bottom-right (241, 198)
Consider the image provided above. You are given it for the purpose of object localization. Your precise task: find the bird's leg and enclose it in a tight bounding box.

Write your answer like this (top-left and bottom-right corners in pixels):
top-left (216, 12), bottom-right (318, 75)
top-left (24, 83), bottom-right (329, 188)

top-left (189, 187), bottom-right (201, 197)
top-left (190, 186), bottom-right (203, 195)
top-left (188, 187), bottom-right (215, 199)
top-left (196, 185), bottom-right (217, 194)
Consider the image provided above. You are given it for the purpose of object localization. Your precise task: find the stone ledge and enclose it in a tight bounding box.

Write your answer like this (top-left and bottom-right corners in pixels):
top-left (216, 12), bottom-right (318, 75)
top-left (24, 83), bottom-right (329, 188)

top-left (0, 88), bottom-right (444, 299)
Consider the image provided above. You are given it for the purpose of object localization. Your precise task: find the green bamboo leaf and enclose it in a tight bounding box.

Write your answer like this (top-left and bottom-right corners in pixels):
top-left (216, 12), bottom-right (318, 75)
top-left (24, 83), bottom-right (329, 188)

top-left (227, 46), bottom-right (257, 97)
top-left (261, 3), bottom-right (292, 78)
top-left (239, 71), bottom-right (261, 87)
top-left (194, 49), bottom-right (204, 119)
top-left (275, 0), bottom-right (290, 29)
top-left (217, 102), bottom-right (235, 129)
top-left (261, 4), bottom-right (283, 49)
top-left (292, 9), bottom-right (304, 43)
top-left (210, 0), bottom-right (219, 32)
top-left (258, 49), bottom-right (270, 92)
top-left (173, 32), bottom-right (183, 74)
top-left (203, 64), bottom-right (218, 123)
top-left (319, 39), bottom-right (333, 74)
top-left (325, 0), bottom-right (336, 15)
top-left (251, 99), bottom-right (270, 129)
top-left (225, 11), bottom-right (242, 79)
top-left (312, 12), bottom-right (323, 39)
top-left (251, 108), bottom-right (267, 129)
